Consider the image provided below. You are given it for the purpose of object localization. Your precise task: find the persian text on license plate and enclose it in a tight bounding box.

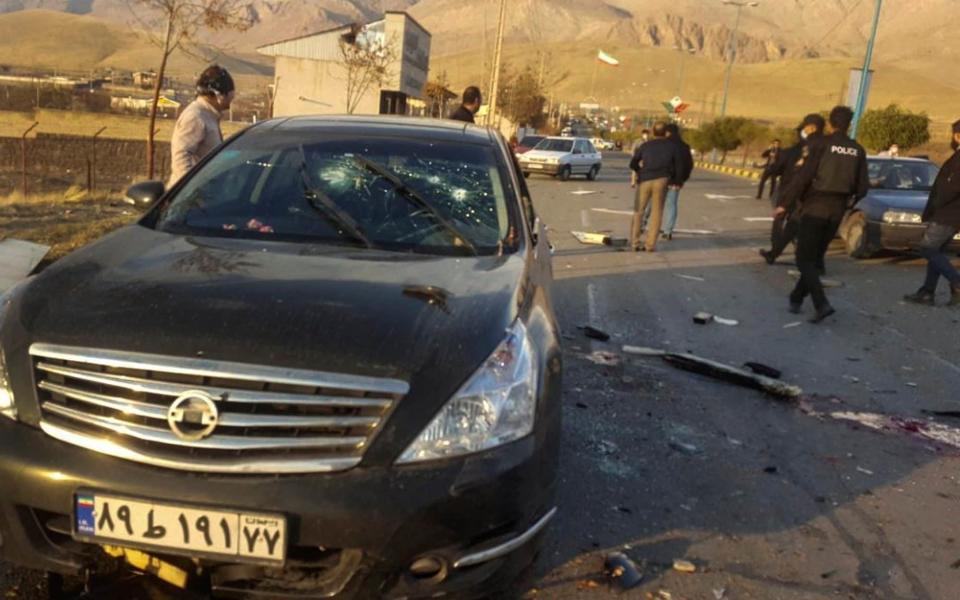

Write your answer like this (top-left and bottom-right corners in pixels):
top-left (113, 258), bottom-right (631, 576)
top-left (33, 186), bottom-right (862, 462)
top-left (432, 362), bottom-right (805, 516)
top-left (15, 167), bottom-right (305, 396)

top-left (75, 493), bottom-right (286, 563)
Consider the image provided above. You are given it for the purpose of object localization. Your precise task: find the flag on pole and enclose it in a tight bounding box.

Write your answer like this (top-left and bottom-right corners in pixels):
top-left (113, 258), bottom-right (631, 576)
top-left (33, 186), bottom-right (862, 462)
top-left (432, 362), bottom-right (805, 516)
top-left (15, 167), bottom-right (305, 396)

top-left (597, 50), bottom-right (620, 66)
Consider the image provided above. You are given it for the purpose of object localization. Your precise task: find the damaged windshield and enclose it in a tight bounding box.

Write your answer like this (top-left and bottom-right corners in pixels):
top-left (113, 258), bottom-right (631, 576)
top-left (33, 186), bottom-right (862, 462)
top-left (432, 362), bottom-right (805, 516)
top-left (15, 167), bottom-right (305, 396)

top-left (154, 135), bottom-right (516, 255)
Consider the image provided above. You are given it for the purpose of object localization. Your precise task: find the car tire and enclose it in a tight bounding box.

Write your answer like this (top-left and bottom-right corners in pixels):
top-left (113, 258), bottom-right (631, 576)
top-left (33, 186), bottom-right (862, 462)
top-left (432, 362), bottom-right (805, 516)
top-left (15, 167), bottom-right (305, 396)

top-left (844, 212), bottom-right (876, 259)
top-left (586, 165), bottom-right (599, 181)
top-left (558, 165), bottom-right (571, 181)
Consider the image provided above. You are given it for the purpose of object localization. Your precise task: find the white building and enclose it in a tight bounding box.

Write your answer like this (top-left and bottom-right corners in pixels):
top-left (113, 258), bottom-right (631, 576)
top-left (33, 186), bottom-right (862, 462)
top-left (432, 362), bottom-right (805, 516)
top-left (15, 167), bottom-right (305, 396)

top-left (257, 12), bottom-right (430, 117)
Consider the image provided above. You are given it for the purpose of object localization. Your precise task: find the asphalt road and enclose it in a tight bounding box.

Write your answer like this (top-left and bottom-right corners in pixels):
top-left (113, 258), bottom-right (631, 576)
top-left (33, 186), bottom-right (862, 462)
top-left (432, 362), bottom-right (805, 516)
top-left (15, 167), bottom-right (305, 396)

top-left (3, 153), bottom-right (959, 599)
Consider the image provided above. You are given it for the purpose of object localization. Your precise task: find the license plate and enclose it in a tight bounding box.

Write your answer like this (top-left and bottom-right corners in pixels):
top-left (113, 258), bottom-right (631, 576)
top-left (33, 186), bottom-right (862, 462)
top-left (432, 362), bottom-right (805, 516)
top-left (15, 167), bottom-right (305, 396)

top-left (528, 164), bottom-right (543, 170)
top-left (75, 493), bottom-right (286, 563)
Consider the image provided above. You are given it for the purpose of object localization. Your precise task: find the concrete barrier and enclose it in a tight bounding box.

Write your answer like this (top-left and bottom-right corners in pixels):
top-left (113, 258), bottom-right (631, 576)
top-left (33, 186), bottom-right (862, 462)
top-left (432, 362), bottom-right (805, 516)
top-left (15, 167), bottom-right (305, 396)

top-left (695, 161), bottom-right (761, 181)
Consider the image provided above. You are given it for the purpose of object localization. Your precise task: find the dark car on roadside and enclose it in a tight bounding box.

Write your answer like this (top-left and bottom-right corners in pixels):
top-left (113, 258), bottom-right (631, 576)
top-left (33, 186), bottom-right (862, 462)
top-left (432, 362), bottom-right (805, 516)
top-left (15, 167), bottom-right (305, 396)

top-left (515, 135), bottom-right (545, 155)
top-left (0, 116), bottom-right (562, 599)
top-left (841, 156), bottom-right (960, 258)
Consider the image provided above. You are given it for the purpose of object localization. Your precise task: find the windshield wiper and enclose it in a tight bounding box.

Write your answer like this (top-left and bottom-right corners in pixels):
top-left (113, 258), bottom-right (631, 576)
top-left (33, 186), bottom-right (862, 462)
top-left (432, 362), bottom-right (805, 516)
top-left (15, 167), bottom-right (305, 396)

top-left (297, 145), bottom-right (374, 249)
top-left (352, 156), bottom-right (478, 255)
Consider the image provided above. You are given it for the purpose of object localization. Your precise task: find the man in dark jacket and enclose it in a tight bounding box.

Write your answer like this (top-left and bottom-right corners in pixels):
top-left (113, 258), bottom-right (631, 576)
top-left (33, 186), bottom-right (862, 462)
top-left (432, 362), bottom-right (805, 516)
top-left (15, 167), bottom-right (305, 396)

top-left (784, 106), bottom-right (869, 323)
top-left (660, 123), bottom-right (694, 240)
top-left (904, 119), bottom-right (960, 306)
top-left (629, 121), bottom-right (679, 252)
top-left (448, 86), bottom-right (482, 123)
top-left (756, 139), bottom-right (782, 199)
top-left (760, 114), bottom-right (826, 264)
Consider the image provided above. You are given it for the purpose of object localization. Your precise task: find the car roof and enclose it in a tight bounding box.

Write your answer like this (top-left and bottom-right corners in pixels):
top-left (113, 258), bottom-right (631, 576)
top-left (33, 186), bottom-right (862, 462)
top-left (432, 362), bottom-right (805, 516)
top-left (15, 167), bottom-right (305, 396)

top-left (251, 115), bottom-right (498, 145)
top-left (867, 155), bottom-right (933, 163)
top-left (544, 136), bottom-right (587, 141)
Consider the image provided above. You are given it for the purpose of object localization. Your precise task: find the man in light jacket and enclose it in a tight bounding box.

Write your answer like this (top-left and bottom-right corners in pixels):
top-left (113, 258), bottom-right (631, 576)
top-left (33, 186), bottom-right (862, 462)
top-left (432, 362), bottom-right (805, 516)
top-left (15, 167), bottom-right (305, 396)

top-left (169, 65), bottom-right (235, 186)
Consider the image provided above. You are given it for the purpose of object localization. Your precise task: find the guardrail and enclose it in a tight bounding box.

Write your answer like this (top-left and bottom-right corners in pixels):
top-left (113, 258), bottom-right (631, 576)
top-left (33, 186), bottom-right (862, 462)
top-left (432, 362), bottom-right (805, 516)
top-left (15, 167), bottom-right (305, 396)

top-left (695, 161), bottom-right (762, 180)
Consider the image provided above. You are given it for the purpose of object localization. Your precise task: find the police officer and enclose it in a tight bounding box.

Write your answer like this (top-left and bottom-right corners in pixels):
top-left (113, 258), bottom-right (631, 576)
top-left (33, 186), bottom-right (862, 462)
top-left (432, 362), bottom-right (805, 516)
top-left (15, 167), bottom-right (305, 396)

top-left (760, 113), bottom-right (825, 265)
top-left (783, 106), bottom-right (869, 323)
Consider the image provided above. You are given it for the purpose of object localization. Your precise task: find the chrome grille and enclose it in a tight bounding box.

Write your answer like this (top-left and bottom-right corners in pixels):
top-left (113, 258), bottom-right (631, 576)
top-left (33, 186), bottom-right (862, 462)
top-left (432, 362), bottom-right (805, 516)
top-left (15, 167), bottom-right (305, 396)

top-left (30, 343), bottom-right (406, 474)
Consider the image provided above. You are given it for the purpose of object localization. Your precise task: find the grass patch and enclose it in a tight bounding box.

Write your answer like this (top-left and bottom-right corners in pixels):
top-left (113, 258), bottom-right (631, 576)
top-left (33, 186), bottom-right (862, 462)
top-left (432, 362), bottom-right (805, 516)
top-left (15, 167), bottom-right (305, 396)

top-left (8, 214), bottom-right (137, 261)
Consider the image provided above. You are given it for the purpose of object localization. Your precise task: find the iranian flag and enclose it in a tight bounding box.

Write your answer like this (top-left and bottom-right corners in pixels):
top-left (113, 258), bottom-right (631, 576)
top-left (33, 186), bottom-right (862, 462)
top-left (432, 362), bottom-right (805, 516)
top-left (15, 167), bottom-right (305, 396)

top-left (597, 50), bottom-right (620, 66)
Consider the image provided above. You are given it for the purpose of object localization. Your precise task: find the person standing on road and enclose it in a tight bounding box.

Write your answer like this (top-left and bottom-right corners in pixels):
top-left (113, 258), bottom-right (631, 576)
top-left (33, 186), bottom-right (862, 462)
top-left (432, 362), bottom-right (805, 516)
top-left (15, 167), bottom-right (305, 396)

top-left (449, 86), bottom-right (482, 123)
top-left (760, 114), bottom-right (825, 265)
top-left (629, 121), bottom-right (679, 252)
top-left (903, 120), bottom-right (960, 306)
top-left (169, 65), bottom-right (235, 186)
top-left (783, 106), bottom-right (869, 323)
top-left (660, 122), bottom-right (694, 240)
top-left (756, 139), bottom-right (782, 200)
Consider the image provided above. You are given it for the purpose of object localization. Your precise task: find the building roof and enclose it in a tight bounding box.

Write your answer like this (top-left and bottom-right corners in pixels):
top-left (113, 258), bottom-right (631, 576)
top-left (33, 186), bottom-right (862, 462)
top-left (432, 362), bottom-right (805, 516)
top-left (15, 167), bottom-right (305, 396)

top-left (256, 12), bottom-right (430, 59)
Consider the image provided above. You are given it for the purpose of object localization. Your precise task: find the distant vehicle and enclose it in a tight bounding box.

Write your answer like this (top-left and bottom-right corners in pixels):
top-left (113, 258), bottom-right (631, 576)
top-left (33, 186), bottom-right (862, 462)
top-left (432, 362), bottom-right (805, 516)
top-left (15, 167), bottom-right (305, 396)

top-left (591, 138), bottom-right (615, 151)
top-left (840, 156), bottom-right (959, 258)
top-left (518, 136), bottom-right (603, 181)
top-left (560, 127), bottom-right (573, 137)
top-left (515, 134), bottom-right (545, 154)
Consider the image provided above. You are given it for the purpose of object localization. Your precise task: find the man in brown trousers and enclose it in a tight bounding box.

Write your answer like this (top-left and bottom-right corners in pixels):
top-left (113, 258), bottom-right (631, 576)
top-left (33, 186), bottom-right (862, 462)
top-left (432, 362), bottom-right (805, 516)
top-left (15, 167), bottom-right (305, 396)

top-left (629, 122), bottom-right (680, 252)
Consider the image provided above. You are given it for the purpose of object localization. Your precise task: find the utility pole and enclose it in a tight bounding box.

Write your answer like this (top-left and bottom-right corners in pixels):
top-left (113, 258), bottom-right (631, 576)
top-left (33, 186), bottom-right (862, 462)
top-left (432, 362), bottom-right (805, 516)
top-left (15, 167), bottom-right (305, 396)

top-left (675, 45), bottom-right (695, 98)
top-left (487, 0), bottom-right (507, 129)
top-left (851, 0), bottom-right (882, 138)
top-left (719, 1), bottom-right (758, 118)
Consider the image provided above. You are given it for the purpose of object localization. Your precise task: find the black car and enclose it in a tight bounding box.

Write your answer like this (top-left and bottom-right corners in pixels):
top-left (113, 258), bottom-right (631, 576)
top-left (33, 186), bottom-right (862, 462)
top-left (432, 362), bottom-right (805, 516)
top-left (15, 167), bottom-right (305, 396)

top-left (0, 116), bottom-right (561, 598)
top-left (841, 156), bottom-right (960, 258)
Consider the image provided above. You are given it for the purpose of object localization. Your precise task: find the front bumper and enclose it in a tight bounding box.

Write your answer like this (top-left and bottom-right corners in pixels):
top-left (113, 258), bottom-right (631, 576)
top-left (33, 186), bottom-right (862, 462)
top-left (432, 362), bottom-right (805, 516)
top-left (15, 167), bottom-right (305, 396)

top-left (875, 221), bottom-right (960, 251)
top-left (0, 417), bottom-right (558, 598)
top-left (519, 162), bottom-right (562, 176)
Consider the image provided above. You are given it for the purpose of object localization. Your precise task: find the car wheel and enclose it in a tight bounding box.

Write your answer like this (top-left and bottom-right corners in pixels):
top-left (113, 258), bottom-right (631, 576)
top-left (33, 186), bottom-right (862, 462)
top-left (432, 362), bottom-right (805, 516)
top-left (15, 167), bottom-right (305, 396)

top-left (844, 212), bottom-right (875, 259)
top-left (586, 165), bottom-right (599, 181)
top-left (558, 165), bottom-right (571, 181)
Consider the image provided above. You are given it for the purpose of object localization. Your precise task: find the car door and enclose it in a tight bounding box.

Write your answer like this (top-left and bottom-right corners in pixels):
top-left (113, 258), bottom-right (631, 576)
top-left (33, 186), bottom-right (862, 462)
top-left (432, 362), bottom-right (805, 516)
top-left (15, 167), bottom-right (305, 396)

top-left (571, 140), bottom-right (588, 173)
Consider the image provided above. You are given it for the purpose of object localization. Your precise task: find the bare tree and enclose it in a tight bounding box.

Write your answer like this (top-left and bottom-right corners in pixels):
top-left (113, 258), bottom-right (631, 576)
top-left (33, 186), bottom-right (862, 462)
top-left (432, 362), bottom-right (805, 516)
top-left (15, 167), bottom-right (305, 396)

top-left (338, 25), bottom-right (398, 115)
top-left (134, 0), bottom-right (251, 179)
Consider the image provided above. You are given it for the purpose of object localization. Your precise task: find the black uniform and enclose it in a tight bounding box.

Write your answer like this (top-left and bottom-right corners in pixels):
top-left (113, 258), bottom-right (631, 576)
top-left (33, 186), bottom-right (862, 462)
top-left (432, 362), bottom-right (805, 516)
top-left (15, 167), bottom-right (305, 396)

top-left (448, 105), bottom-right (475, 123)
top-left (764, 135), bottom-right (818, 262)
top-left (756, 146), bottom-right (781, 199)
top-left (786, 131), bottom-right (869, 316)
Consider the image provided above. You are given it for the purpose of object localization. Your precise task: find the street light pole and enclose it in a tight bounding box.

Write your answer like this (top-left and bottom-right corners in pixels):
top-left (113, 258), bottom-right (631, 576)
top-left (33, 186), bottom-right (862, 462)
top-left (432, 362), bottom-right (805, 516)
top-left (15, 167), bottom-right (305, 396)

top-left (719, 1), bottom-right (758, 118)
top-left (850, 0), bottom-right (882, 139)
top-left (487, 0), bottom-right (507, 128)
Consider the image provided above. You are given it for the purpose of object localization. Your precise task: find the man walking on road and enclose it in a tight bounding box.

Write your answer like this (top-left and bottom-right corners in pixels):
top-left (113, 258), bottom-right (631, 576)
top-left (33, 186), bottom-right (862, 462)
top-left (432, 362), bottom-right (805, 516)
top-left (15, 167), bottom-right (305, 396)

top-left (903, 120), bottom-right (960, 306)
top-left (629, 122), bottom-right (679, 252)
top-left (784, 106), bottom-right (868, 323)
top-left (169, 65), bottom-right (235, 186)
top-left (760, 114), bottom-right (825, 265)
top-left (661, 123), bottom-right (694, 240)
top-left (756, 139), bottom-right (782, 200)
top-left (449, 86), bottom-right (482, 123)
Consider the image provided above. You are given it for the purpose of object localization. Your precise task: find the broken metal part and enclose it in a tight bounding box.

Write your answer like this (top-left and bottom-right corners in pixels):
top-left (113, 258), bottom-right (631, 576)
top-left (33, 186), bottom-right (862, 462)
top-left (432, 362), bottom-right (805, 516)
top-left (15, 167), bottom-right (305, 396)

top-left (604, 552), bottom-right (643, 589)
top-left (693, 312), bottom-right (713, 324)
top-left (580, 325), bottom-right (611, 341)
top-left (661, 353), bottom-right (802, 398)
top-left (570, 230), bottom-right (628, 247)
top-left (744, 362), bottom-right (783, 379)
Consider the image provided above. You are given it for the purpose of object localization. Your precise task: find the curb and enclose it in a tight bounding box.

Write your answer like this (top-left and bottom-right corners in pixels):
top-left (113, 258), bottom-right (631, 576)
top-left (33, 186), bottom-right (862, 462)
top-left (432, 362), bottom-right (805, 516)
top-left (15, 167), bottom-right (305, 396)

top-left (695, 161), bottom-right (761, 181)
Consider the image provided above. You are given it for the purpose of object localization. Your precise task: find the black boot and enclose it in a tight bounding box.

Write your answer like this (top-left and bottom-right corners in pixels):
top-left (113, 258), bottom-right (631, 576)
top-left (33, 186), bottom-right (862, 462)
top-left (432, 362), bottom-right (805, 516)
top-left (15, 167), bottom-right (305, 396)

top-left (949, 285), bottom-right (960, 307)
top-left (904, 288), bottom-right (936, 306)
top-left (759, 249), bottom-right (775, 265)
top-left (789, 299), bottom-right (802, 314)
top-left (809, 303), bottom-right (836, 324)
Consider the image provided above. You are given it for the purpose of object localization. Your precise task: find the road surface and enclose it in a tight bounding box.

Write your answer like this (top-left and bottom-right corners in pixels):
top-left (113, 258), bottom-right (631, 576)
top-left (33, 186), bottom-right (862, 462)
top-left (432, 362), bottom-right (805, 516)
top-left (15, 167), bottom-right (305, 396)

top-left (2, 153), bottom-right (959, 599)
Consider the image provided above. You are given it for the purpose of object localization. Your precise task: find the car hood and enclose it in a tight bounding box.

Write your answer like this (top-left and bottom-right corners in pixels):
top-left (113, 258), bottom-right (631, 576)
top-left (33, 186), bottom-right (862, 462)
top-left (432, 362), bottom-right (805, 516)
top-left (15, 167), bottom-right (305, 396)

top-left (13, 226), bottom-right (527, 387)
top-left (522, 150), bottom-right (570, 160)
top-left (862, 189), bottom-right (930, 212)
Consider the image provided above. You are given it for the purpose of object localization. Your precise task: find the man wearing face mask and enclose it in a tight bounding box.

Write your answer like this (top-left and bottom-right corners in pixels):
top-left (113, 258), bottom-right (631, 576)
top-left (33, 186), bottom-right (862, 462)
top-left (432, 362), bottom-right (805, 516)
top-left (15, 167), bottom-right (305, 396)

top-left (903, 120), bottom-right (960, 306)
top-left (760, 113), bottom-right (825, 265)
top-left (169, 65), bottom-right (235, 186)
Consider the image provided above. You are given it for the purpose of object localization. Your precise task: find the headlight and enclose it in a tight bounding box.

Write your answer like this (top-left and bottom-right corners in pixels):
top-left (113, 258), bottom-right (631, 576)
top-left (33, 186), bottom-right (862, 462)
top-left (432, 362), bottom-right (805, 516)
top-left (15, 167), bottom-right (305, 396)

top-left (882, 211), bottom-right (922, 224)
top-left (397, 321), bottom-right (538, 463)
top-left (545, 158), bottom-right (560, 165)
top-left (0, 293), bottom-right (15, 420)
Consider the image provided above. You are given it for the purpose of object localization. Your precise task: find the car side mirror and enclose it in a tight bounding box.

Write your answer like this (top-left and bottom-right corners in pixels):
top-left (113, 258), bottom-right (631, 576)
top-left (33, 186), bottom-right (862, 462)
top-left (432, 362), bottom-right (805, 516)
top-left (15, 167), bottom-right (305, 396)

top-left (124, 180), bottom-right (165, 207)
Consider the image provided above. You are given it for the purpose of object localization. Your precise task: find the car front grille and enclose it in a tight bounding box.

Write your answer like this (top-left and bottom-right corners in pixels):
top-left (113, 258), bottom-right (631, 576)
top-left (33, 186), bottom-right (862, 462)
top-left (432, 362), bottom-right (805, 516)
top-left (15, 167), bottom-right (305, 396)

top-left (30, 343), bottom-right (407, 474)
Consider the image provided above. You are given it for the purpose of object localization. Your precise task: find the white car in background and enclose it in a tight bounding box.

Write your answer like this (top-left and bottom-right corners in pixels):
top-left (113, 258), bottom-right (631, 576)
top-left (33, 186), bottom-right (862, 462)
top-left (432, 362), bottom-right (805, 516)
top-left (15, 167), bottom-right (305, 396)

top-left (591, 137), bottom-right (615, 151)
top-left (518, 137), bottom-right (603, 181)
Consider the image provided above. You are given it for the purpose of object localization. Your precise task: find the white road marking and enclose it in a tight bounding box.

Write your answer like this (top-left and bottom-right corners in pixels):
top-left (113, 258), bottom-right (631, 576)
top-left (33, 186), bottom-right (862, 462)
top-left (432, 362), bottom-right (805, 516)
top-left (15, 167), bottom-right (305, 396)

top-left (675, 274), bottom-right (706, 282)
top-left (571, 190), bottom-right (598, 195)
top-left (706, 193), bottom-right (753, 200)
top-left (783, 321), bottom-right (803, 329)
top-left (587, 282), bottom-right (600, 326)
top-left (580, 209), bottom-right (591, 228)
top-left (743, 217), bottom-right (775, 222)
top-left (591, 208), bottom-right (633, 216)
top-left (673, 228), bottom-right (717, 235)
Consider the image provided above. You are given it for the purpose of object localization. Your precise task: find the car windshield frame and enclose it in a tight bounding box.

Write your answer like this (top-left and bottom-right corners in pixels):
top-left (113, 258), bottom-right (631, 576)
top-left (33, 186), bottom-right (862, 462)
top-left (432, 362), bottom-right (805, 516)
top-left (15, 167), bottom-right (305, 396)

top-left (867, 159), bottom-right (939, 192)
top-left (144, 128), bottom-right (524, 257)
top-left (534, 139), bottom-right (574, 153)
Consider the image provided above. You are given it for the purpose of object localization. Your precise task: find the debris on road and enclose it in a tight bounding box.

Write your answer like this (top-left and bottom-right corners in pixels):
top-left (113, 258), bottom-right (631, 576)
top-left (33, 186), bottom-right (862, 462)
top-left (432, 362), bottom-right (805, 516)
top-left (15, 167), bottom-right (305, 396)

top-left (713, 316), bottom-right (739, 326)
top-left (923, 409), bottom-right (960, 419)
top-left (788, 269), bottom-right (843, 287)
top-left (580, 325), bottom-right (611, 341)
top-left (672, 559), bottom-right (697, 573)
top-left (675, 274), bottom-right (706, 282)
top-left (604, 552), bottom-right (644, 589)
top-left (857, 466), bottom-right (875, 476)
top-left (693, 312), bottom-right (714, 324)
top-left (764, 465), bottom-right (779, 474)
top-left (621, 345), bottom-right (802, 398)
top-left (744, 362), bottom-right (782, 379)
top-left (906, 382), bottom-right (918, 388)
top-left (571, 230), bottom-right (628, 247)
top-left (830, 411), bottom-right (960, 450)
top-left (783, 321), bottom-right (803, 329)
top-left (669, 439), bottom-right (701, 455)
top-left (713, 588), bottom-right (727, 600)
top-left (586, 351), bottom-right (621, 366)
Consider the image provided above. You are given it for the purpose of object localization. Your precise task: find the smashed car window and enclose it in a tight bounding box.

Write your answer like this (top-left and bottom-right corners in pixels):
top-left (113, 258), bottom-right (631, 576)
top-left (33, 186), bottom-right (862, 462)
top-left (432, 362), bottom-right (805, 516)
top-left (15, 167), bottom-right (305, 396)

top-left (867, 160), bottom-right (939, 191)
top-left (154, 137), bottom-right (516, 255)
